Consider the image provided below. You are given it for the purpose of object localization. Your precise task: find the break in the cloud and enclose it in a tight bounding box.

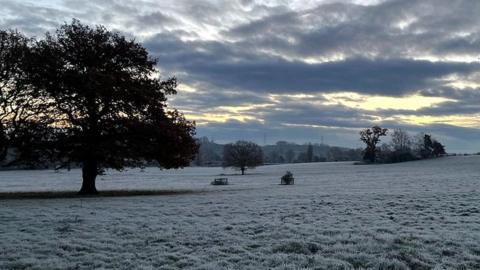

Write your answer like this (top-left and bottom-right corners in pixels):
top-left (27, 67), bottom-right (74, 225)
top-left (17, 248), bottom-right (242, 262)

top-left (1, 0), bottom-right (480, 152)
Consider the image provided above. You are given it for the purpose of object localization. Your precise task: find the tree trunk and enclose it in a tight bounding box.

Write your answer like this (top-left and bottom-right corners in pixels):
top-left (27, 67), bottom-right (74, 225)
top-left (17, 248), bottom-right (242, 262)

top-left (363, 147), bottom-right (376, 163)
top-left (79, 159), bottom-right (98, 194)
top-left (0, 146), bottom-right (7, 162)
top-left (241, 167), bottom-right (245, 175)
top-left (0, 123), bottom-right (6, 161)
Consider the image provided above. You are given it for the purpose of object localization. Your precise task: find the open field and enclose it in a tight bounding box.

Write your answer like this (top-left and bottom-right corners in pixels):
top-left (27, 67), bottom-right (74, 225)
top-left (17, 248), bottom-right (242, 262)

top-left (1, 156), bottom-right (480, 269)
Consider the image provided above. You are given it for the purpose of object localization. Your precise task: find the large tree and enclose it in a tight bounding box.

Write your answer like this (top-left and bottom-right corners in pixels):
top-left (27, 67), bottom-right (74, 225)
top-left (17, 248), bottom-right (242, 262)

top-left (360, 126), bottom-right (388, 163)
top-left (0, 30), bottom-right (27, 160)
top-left (25, 20), bottom-right (198, 194)
top-left (0, 30), bottom-right (47, 165)
top-left (223, 140), bottom-right (263, 175)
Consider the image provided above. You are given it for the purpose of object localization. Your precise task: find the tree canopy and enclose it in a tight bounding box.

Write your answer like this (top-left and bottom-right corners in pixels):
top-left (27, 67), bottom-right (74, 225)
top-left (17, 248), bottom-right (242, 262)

top-left (360, 126), bottom-right (388, 163)
top-left (222, 140), bottom-right (263, 175)
top-left (0, 30), bottom-right (35, 163)
top-left (2, 20), bottom-right (198, 194)
top-left (417, 134), bottom-right (446, 158)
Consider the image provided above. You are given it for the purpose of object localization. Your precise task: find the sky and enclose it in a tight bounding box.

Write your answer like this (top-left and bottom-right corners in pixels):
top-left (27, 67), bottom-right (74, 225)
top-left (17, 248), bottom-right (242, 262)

top-left (1, 0), bottom-right (480, 152)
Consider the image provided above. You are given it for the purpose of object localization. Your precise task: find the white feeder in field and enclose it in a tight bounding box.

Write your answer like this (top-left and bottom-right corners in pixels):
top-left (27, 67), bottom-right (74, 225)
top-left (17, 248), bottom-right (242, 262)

top-left (280, 171), bottom-right (294, 185)
top-left (211, 177), bottom-right (229, 185)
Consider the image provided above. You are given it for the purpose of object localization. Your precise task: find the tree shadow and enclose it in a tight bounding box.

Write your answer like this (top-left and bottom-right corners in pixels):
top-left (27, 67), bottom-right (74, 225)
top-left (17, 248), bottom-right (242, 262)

top-left (0, 189), bottom-right (205, 200)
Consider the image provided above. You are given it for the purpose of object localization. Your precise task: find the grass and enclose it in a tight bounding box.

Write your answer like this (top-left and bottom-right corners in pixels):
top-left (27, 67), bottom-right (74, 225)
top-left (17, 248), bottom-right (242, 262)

top-left (2, 157), bottom-right (480, 269)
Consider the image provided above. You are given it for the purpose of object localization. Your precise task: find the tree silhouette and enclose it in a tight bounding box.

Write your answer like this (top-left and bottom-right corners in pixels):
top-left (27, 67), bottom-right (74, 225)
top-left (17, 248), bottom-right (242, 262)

top-left (24, 20), bottom-right (198, 194)
top-left (223, 141), bottom-right (263, 175)
top-left (285, 149), bottom-right (295, 163)
top-left (417, 134), bottom-right (446, 158)
top-left (360, 126), bottom-right (388, 163)
top-left (416, 134), bottom-right (435, 158)
top-left (306, 143), bottom-right (313, 163)
top-left (390, 128), bottom-right (411, 152)
top-left (432, 140), bottom-right (446, 157)
top-left (0, 30), bottom-right (35, 163)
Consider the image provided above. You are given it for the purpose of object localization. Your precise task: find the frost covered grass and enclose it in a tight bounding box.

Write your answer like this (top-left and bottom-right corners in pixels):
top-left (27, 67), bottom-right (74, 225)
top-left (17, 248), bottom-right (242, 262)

top-left (1, 156), bottom-right (480, 269)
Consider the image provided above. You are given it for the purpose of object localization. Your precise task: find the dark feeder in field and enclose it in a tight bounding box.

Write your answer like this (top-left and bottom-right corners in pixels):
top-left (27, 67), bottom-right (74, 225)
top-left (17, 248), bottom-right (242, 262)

top-left (280, 171), bottom-right (294, 185)
top-left (211, 177), bottom-right (229, 185)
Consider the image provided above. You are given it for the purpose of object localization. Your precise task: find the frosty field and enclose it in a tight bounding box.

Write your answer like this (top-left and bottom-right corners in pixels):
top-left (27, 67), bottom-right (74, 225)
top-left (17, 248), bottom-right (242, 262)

top-left (1, 156), bottom-right (480, 270)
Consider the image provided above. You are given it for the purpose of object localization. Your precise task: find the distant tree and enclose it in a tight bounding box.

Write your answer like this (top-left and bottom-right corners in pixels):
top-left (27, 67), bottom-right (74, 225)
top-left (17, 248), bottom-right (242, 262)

top-left (379, 128), bottom-right (416, 163)
top-left (223, 140), bottom-right (263, 175)
top-left (285, 149), bottom-right (295, 163)
top-left (432, 140), bottom-right (446, 157)
top-left (306, 143), bottom-right (313, 162)
top-left (296, 152), bottom-right (308, 163)
top-left (377, 143), bottom-right (392, 163)
top-left (267, 150), bottom-right (281, 164)
top-left (276, 141), bottom-right (289, 147)
top-left (413, 133), bottom-right (425, 158)
top-left (414, 133), bottom-right (435, 159)
top-left (194, 150), bottom-right (202, 166)
top-left (423, 134), bottom-right (434, 158)
top-left (360, 126), bottom-right (388, 163)
top-left (194, 137), bottom-right (223, 166)
top-left (327, 146), bottom-right (343, 161)
top-left (412, 133), bottom-right (446, 159)
top-left (348, 148), bottom-right (363, 161)
top-left (390, 128), bottom-right (411, 152)
top-left (24, 20), bottom-right (198, 194)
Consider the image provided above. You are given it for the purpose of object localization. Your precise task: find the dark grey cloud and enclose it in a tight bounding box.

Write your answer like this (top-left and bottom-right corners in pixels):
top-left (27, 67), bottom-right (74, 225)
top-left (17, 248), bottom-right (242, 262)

top-left (261, 102), bottom-right (375, 129)
top-left (170, 88), bottom-right (270, 111)
top-left (1, 0), bottom-right (479, 152)
top-left (145, 32), bottom-right (480, 95)
top-left (225, 0), bottom-right (480, 60)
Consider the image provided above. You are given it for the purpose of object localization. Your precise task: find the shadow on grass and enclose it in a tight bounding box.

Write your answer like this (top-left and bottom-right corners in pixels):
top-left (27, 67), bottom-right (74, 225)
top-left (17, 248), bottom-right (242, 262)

top-left (0, 189), bottom-right (205, 200)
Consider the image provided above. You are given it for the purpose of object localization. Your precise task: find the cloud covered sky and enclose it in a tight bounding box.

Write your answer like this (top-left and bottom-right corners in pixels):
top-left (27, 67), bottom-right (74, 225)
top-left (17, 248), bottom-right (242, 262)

top-left (1, 0), bottom-right (480, 151)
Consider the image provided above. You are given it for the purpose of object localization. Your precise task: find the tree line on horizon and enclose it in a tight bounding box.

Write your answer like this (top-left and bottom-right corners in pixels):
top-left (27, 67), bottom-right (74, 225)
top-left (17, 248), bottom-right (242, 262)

top-left (196, 125), bottom-right (448, 170)
top-left (210, 126), bottom-right (448, 174)
top-left (193, 137), bottom-right (363, 167)
top-left (359, 126), bottom-right (446, 164)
